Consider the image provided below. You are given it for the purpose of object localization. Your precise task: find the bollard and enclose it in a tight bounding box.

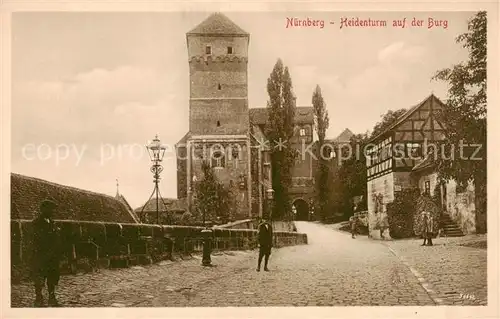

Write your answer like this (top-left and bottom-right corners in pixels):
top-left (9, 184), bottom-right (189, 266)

top-left (201, 228), bottom-right (213, 266)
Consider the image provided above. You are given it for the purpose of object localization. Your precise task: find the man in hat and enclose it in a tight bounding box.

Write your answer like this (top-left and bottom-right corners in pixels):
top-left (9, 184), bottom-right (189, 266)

top-left (31, 199), bottom-right (62, 307)
top-left (256, 216), bottom-right (273, 272)
top-left (421, 211), bottom-right (434, 246)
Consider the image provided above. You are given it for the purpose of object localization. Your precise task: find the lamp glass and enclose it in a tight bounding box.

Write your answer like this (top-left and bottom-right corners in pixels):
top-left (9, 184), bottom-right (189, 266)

top-left (146, 136), bottom-right (167, 162)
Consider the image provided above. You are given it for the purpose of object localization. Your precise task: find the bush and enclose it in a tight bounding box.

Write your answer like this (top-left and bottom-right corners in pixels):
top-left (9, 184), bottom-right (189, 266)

top-left (179, 212), bottom-right (195, 226)
top-left (386, 188), bottom-right (419, 239)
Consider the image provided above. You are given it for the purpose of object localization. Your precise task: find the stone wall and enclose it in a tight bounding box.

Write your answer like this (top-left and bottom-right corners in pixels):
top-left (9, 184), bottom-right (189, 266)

top-left (176, 144), bottom-right (188, 199)
top-left (11, 219), bottom-right (307, 283)
top-left (216, 219), bottom-right (256, 230)
top-left (445, 180), bottom-right (476, 234)
top-left (189, 99), bottom-right (249, 135)
top-left (187, 36), bottom-right (248, 59)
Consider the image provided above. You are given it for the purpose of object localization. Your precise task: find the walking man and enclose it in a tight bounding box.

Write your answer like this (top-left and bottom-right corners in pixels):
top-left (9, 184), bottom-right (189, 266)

top-left (256, 216), bottom-right (273, 272)
top-left (32, 199), bottom-right (62, 307)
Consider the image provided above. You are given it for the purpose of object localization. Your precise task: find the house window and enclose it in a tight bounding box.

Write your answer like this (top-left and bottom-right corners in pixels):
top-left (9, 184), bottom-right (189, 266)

top-left (211, 151), bottom-right (225, 168)
top-left (205, 45), bottom-right (212, 55)
top-left (218, 83), bottom-right (222, 90)
top-left (424, 181), bottom-right (431, 195)
top-left (407, 143), bottom-right (422, 158)
top-left (299, 128), bottom-right (306, 136)
top-left (227, 46), bottom-right (233, 54)
top-left (216, 120), bottom-right (221, 127)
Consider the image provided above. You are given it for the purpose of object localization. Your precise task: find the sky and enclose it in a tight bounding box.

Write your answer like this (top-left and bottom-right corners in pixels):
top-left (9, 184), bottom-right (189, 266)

top-left (11, 11), bottom-right (473, 208)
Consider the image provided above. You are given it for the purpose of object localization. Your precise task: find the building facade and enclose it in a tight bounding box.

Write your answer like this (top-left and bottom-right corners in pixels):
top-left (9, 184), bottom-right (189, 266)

top-left (365, 94), bottom-right (447, 238)
top-left (176, 13), bottom-right (316, 221)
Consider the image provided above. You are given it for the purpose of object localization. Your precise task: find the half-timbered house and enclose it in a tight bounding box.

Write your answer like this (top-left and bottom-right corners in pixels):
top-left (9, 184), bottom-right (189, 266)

top-left (365, 94), bottom-right (447, 238)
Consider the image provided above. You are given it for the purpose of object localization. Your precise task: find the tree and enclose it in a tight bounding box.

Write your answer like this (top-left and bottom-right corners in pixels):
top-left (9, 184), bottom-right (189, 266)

top-left (330, 133), bottom-right (369, 220)
top-left (312, 85), bottom-right (330, 222)
top-left (370, 108), bottom-right (407, 139)
top-left (431, 11), bottom-right (487, 233)
top-left (193, 161), bottom-right (232, 225)
top-left (266, 59), bottom-right (297, 220)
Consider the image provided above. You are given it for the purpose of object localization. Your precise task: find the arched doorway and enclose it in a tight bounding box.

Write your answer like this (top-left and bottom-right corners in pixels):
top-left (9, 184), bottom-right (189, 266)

top-left (293, 199), bottom-right (309, 221)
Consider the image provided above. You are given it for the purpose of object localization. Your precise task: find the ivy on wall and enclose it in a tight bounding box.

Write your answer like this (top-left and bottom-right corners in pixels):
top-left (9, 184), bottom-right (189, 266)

top-left (386, 188), bottom-right (420, 238)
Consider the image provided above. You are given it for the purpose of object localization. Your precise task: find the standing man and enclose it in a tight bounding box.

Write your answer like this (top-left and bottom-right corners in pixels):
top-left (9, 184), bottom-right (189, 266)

top-left (426, 212), bottom-right (434, 246)
top-left (350, 215), bottom-right (357, 239)
top-left (256, 216), bottom-right (273, 272)
top-left (421, 211), bottom-right (434, 246)
top-left (31, 199), bottom-right (62, 307)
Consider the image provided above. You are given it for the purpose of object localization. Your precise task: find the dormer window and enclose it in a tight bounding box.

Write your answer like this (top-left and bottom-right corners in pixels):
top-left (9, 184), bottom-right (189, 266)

top-left (205, 45), bottom-right (212, 55)
top-left (299, 128), bottom-right (306, 136)
top-left (227, 46), bottom-right (233, 54)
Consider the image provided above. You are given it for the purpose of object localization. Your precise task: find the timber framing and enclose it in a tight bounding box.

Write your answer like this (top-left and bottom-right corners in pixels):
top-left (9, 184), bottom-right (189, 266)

top-left (366, 94), bottom-right (447, 181)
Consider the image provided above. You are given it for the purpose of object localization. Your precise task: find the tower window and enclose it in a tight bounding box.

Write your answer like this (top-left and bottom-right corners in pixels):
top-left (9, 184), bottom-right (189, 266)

top-left (212, 151), bottom-right (225, 168)
top-left (227, 46), bottom-right (233, 54)
top-left (218, 83), bottom-right (222, 90)
top-left (205, 45), bottom-right (212, 55)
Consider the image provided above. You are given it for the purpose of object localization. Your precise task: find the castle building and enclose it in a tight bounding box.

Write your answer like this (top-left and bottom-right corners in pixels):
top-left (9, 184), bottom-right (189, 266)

top-left (176, 13), bottom-right (315, 221)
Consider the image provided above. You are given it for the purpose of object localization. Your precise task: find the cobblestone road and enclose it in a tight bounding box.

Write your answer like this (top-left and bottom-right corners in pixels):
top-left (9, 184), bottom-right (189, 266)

top-left (11, 222), bottom-right (487, 307)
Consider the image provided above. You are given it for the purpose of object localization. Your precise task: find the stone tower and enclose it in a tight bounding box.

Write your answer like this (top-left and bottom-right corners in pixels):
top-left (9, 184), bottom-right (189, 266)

top-left (178, 13), bottom-right (252, 220)
top-left (186, 12), bottom-right (250, 135)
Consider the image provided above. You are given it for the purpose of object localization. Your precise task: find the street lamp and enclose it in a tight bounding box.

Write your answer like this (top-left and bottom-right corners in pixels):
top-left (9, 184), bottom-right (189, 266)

top-left (139, 134), bottom-right (168, 224)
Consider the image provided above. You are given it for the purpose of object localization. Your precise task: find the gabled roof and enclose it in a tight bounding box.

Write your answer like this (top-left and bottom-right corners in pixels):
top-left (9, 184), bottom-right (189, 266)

top-left (412, 153), bottom-right (435, 173)
top-left (135, 197), bottom-right (187, 213)
top-left (11, 173), bottom-right (139, 223)
top-left (249, 106), bottom-right (314, 125)
top-left (187, 13), bottom-right (249, 36)
top-left (115, 194), bottom-right (140, 222)
top-left (368, 94), bottom-right (443, 143)
top-left (331, 128), bottom-right (354, 144)
top-left (175, 131), bottom-right (190, 147)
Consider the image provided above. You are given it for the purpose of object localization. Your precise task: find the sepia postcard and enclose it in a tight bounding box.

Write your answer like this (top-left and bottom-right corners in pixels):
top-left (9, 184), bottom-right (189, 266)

top-left (1, 1), bottom-right (499, 318)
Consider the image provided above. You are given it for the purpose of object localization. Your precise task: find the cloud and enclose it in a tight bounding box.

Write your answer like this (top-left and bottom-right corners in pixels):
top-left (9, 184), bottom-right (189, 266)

top-left (289, 42), bottom-right (434, 138)
top-left (377, 41), bottom-right (427, 65)
top-left (13, 65), bottom-right (188, 144)
top-left (12, 65), bottom-right (189, 206)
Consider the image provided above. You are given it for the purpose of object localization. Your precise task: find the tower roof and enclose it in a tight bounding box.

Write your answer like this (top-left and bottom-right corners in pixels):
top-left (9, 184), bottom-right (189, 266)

top-left (187, 12), bottom-right (249, 36)
top-left (332, 128), bottom-right (354, 144)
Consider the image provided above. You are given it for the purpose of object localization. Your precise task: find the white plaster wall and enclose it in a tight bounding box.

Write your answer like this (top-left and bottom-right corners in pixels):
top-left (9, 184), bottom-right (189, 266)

top-left (367, 173), bottom-right (394, 239)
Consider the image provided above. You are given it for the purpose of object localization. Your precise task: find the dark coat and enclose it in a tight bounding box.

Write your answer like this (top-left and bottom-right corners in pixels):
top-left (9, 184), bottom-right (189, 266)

top-left (258, 222), bottom-right (273, 248)
top-left (31, 216), bottom-right (62, 281)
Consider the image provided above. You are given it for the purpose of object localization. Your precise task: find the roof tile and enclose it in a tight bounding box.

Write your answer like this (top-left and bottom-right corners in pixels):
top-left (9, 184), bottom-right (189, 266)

top-left (187, 13), bottom-right (248, 36)
top-left (11, 173), bottom-right (138, 223)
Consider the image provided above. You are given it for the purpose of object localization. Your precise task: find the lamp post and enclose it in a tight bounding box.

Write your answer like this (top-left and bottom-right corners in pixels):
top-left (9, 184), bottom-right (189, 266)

top-left (139, 135), bottom-right (167, 224)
